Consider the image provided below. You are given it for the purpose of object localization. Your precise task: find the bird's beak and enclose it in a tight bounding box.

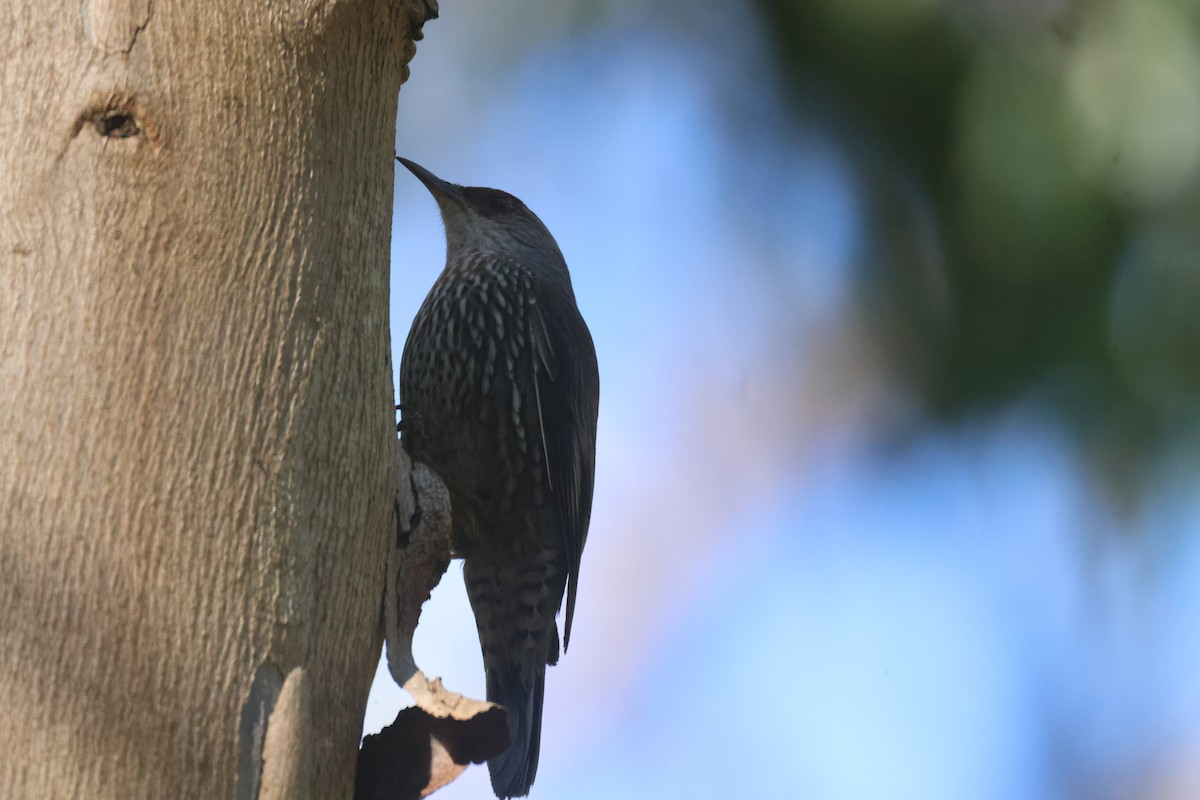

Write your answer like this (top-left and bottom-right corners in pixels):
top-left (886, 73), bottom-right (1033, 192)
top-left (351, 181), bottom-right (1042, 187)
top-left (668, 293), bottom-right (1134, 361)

top-left (396, 157), bottom-right (465, 208)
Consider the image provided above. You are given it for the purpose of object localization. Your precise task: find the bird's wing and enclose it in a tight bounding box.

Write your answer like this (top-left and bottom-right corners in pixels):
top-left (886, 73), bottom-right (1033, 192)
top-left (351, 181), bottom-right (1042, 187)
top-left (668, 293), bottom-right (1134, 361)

top-left (528, 286), bottom-right (599, 652)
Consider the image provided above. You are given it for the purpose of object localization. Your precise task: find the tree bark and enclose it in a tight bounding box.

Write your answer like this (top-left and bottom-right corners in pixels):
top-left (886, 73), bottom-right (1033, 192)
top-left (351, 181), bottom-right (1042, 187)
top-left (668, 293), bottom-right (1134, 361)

top-left (0, 1), bottom-right (431, 796)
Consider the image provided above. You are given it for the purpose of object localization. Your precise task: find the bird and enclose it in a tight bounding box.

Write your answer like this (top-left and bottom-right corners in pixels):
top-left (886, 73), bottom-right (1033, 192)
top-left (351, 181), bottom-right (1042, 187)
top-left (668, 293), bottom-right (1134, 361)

top-left (395, 157), bottom-right (599, 799)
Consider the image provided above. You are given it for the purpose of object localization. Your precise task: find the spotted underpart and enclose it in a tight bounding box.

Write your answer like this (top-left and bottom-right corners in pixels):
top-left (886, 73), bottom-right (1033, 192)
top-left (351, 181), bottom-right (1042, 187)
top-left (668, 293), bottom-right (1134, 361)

top-left (397, 158), bottom-right (599, 800)
top-left (403, 253), bottom-right (553, 507)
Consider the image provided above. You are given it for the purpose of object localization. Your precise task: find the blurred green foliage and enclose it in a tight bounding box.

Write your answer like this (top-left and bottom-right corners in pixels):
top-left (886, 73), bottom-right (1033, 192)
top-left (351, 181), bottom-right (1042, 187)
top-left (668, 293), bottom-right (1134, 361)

top-left (759, 0), bottom-right (1200, 493)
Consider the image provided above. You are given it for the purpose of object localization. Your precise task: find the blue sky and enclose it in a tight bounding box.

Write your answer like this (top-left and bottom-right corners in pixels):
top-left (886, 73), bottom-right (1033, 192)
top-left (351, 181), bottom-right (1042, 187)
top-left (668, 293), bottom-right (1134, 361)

top-left (365, 4), bottom-right (1200, 798)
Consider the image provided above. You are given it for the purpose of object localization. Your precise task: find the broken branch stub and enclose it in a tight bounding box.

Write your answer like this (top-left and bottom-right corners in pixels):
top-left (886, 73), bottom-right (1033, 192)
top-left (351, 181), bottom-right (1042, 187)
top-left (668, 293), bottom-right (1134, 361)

top-left (355, 445), bottom-right (509, 800)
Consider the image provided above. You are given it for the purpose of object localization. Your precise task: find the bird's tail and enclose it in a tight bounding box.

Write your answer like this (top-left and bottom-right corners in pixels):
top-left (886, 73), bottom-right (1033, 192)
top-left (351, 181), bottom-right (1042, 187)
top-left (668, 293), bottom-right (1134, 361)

top-left (485, 661), bottom-right (546, 799)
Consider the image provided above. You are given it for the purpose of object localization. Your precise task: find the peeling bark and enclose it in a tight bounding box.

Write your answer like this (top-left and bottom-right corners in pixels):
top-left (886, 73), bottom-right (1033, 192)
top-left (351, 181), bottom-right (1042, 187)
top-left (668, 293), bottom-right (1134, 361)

top-left (356, 447), bottom-right (509, 800)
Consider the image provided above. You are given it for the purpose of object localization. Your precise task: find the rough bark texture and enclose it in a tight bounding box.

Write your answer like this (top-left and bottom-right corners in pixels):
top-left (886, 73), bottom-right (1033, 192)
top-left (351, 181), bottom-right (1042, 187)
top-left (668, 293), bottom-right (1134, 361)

top-left (0, 1), bottom-right (431, 796)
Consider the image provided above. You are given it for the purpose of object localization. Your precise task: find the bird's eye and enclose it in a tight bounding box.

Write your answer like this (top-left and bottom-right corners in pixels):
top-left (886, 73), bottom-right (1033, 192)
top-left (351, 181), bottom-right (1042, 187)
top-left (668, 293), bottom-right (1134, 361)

top-left (490, 195), bottom-right (511, 214)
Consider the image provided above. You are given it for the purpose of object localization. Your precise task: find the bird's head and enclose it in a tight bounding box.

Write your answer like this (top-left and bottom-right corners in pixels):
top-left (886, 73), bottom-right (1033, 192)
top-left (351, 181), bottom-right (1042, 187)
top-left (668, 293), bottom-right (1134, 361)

top-left (397, 157), bottom-right (566, 270)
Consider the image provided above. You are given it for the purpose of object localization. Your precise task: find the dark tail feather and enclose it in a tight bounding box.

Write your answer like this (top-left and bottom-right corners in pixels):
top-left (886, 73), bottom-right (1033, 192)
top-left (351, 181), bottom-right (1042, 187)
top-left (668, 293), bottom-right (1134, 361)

top-left (486, 663), bottom-right (546, 799)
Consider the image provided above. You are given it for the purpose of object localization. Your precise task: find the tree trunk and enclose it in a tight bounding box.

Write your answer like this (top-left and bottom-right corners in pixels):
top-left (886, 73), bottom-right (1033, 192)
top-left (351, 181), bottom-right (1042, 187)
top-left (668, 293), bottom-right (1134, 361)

top-left (0, 1), bottom-right (429, 796)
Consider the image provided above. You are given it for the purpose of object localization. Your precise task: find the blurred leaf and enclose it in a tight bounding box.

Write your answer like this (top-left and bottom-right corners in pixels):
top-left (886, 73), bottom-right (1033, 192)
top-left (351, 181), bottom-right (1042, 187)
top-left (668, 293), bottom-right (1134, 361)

top-left (755, 0), bottom-right (1200, 500)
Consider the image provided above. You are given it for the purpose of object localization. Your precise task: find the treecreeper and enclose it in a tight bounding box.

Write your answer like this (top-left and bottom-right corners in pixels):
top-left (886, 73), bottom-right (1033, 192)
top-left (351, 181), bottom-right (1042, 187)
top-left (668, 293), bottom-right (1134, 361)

top-left (396, 157), bottom-right (600, 799)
